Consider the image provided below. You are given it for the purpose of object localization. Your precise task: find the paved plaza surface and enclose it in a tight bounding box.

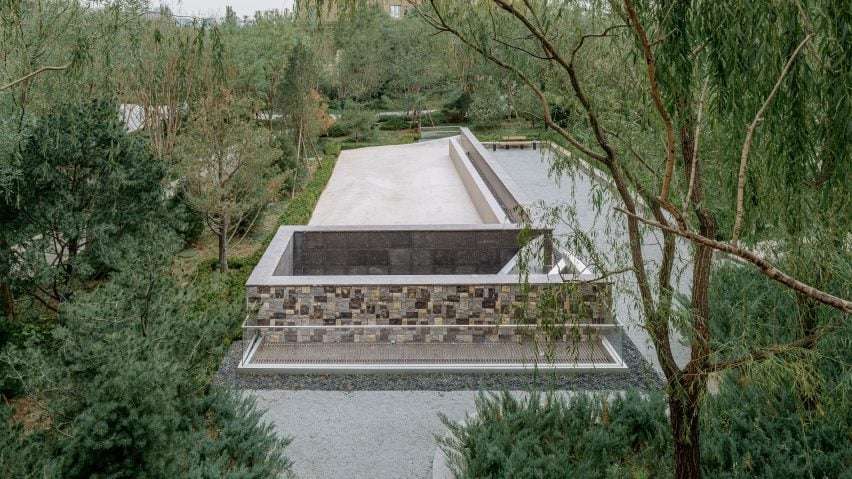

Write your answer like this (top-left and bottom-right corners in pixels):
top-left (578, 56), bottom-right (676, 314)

top-left (309, 138), bottom-right (485, 226)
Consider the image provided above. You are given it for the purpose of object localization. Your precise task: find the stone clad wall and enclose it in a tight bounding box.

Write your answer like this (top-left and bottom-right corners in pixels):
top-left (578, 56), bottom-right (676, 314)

top-left (246, 282), bottom-right (612, 343)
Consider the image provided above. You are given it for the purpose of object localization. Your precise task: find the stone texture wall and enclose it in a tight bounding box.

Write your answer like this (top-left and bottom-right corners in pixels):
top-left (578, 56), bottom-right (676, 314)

top-left (246, 282), bottom-right (612, 343)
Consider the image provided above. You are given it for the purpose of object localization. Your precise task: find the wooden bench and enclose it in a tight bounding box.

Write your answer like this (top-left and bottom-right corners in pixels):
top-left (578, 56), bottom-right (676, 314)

top-left (493, 136), bottom-right (538, 151)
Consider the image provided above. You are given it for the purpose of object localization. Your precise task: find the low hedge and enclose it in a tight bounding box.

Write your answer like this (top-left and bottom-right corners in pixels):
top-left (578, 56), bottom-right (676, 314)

top-left (279, 153), bottom-right (336, 225)
top-left (440, 391), bottom-right (671, 479)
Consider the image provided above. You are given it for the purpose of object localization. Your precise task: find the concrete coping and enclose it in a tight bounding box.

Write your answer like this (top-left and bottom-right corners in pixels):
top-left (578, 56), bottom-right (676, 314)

top-left (246, 225), bottom-right (600, 287)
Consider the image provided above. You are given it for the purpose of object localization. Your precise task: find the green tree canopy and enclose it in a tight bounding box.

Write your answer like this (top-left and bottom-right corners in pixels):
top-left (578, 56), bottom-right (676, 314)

top-left (6, 98), bottom-right (166, 309)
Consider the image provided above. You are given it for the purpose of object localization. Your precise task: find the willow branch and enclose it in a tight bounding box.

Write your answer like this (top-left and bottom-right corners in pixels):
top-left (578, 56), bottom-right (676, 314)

top-left (623, 0), bottom-right (677, 203)
top-left (615, 207), bottom-right (852, 314)
top-left (732, 33), bottom-right (812, 241)
top-left (705, 330), bottom-right (824, 373)
top-left (683, 78), bottom-right (709, 212)
top-left (1, 62), bottom-right (72, 91)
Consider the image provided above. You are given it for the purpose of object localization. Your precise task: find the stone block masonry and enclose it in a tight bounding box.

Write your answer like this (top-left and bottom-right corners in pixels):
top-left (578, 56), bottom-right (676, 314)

top-left (246, 282), bottom-right (612, 343)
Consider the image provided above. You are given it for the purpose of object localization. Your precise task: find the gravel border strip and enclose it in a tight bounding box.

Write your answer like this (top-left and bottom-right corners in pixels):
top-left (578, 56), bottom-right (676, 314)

top-left (214, 336), bottom-right (662, 391)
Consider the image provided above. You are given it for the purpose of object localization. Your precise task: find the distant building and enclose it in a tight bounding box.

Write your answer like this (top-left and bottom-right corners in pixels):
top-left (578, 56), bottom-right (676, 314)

top-left (296, 0), bottom-right (418, 21)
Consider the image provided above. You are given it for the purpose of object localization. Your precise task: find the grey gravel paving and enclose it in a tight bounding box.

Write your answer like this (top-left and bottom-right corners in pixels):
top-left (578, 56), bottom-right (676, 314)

top-left (215, 338), bottom-right (660, 479)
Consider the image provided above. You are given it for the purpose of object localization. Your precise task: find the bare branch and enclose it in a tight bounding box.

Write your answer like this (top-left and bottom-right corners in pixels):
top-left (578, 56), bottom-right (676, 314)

top-left (683, 78), bottom-right (709, 212)
top-left (569, 24), bottom-right (629, 64)
top-left (491, 35), bottom-right (554, 60)
top-left (1, 62), bottom-right (72, 91)
top-left (623, 0), bottom-right (677, 203)
top-left (615, 207), bottom-right (852, 314)
top-left (732, 33), bottom-right (813, 241)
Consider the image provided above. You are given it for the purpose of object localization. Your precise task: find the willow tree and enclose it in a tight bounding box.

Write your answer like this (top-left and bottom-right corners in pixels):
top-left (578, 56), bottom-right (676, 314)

top-left (409, 1), bottom-right (850, 478)
top-left (117, 15), bottom-right (208, 161)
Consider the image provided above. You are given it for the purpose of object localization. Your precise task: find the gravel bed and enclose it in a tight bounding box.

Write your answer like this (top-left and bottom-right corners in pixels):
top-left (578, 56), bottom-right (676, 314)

top-left (214, 336), bottom-right (662, 391)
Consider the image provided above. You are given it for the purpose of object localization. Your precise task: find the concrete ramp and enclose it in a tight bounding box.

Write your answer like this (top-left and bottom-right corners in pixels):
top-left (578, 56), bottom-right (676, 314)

top-left (310, 138), bottom-right (485, 225)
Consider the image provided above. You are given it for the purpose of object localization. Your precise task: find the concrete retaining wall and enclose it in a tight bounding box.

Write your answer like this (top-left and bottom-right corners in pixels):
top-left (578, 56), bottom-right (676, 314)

top-left (449, 138), bottom-right (509, 224)
top-left (457, 128), bottom-right (526, 223)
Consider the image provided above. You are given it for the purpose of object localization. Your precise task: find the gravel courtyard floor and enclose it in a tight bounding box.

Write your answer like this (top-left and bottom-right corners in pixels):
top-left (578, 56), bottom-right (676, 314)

top-left (215, 339), bottom-right (660, 479)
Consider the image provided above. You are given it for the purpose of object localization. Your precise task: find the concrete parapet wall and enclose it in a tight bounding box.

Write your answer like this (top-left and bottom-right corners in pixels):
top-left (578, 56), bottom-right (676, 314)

top-left (448, 137), bottom-right (509, 224)
top-left (457, 127), bottom-right (527, 223)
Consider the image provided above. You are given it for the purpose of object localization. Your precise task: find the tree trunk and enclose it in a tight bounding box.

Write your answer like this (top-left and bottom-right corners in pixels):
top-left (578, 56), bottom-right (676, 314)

top-left (675, 122), bottom-right (714, 479)
top-left (669, 387), bottom-right (702, 479)
top-left (0, 239), bottom-right (14, 320)
top-left (1, 280), bottom-right (14, 320)
top-left (218, 214), bottom-right (229, 273)
top-left (292, 123), bottom-right (303, 198)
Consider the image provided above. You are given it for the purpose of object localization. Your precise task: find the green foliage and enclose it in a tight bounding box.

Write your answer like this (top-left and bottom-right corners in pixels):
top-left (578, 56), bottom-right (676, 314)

top-left (272, 133), bottom-right (301, 194)
top-left (0, 400), bottom-right (49, 479)
top-left (6, 98), bottom-right (166, 304)
top-left (442, 91), bottom-right (472, 123)
top-left (700, 262), bottom-right (851, 479)
top-left (0, 231), bottom-right (291, 478)
top-left (445, 384), bottom-right (852, 479)
top-left (468, 81), bottom-right (510, 127)
top-left (223, 12), bottom-right (296, 113)
top-left (278, 40), bottom-right (329, 142)
top-left (440, 391), bottom-right (672, 479)
top-left (331, 5), bottom-right (454, 107)
top-left (377, 115), bottom-right (412, 131)
top-left (322, 141), bottom-right (341, 157)
top-left (701, 381), bottom-right (851, 479)
top-left (332, 7), bottom-right (393, 100)
top-left (165, 190), bottom-right (205, 246)
top-left (330, 104), bottom-right (375, 141)
top-left (279, 154), bottom-right (336, 225)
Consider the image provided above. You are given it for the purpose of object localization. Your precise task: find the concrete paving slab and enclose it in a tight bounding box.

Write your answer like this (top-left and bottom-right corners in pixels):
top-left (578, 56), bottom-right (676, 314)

top-left (309, 138), bottom-right (485, 226)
